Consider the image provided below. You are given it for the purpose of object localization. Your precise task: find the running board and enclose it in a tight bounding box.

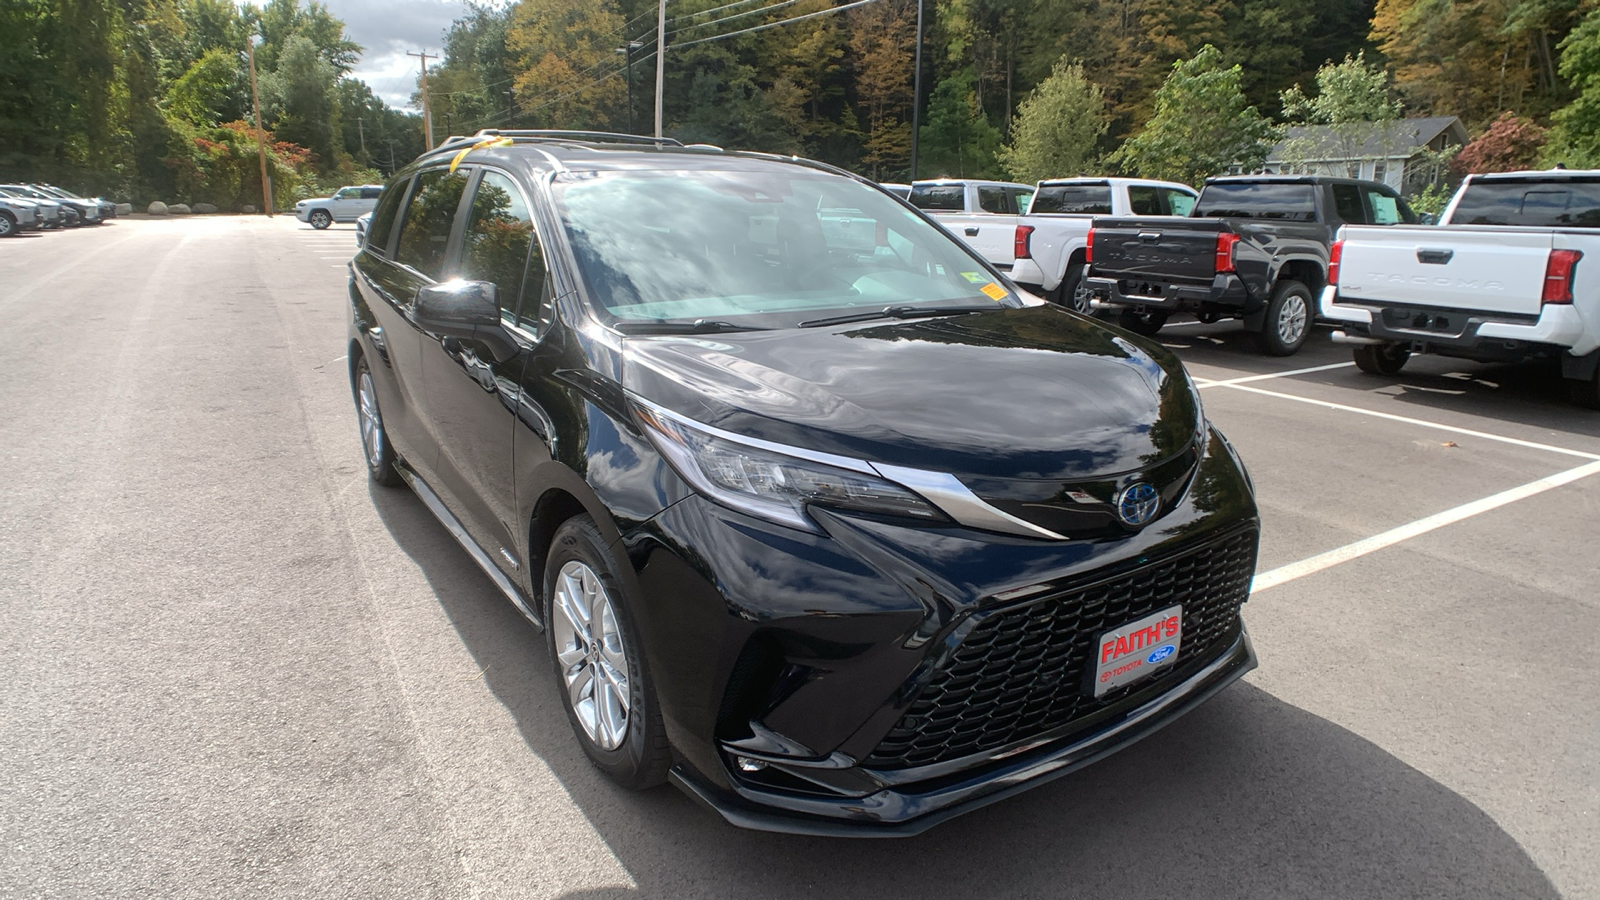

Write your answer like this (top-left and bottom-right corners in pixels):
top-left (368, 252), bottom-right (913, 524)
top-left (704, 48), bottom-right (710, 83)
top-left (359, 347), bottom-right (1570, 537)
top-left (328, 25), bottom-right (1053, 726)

top-left (396, 462), bottom-right (544, 631)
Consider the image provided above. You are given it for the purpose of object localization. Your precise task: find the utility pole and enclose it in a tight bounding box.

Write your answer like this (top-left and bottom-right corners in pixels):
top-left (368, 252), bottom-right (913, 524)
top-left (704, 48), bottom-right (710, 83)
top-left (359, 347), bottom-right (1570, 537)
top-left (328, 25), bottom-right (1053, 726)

top-left (654, 0), bottom-right (666, 138)
top-left (246, 37), bottom-right (272, 216)
top-left (616, 41), bottom-right (643, 134)
top-left (909, 0), bottom-right (924, 182)
top-left (443, 113), bottom-right (452, 138)
top-left (504, 90), bottom-right (515, 128)
top-left (407, 50), bottom-right (436, 149)
top-left (357, 117), bottom-right (368, 168)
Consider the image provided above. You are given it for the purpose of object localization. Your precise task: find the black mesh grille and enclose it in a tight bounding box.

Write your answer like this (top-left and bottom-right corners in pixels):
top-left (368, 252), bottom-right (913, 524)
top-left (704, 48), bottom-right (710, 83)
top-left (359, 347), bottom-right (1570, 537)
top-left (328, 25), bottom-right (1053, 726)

top-left (864, 527), bottom-right (1258, 770)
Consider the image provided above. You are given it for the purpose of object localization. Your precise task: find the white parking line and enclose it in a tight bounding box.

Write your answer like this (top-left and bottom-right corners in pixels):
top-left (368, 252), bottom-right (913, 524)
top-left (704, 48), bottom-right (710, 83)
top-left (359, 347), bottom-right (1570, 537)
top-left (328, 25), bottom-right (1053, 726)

top-left (1216, 382), bottom-right (1600, 461)
top-left (1252, 459), bottom-right (1600, 593)
top-left (1194, 362), bottom-right (1355, 388)
top-left (319, 256), bottom-right (350, 259)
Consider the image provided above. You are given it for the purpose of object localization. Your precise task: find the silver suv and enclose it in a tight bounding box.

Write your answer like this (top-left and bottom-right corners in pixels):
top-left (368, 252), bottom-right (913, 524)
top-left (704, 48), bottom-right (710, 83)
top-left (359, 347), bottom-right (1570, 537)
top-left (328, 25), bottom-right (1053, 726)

top-left (295, 185), bottom-right (382, 229)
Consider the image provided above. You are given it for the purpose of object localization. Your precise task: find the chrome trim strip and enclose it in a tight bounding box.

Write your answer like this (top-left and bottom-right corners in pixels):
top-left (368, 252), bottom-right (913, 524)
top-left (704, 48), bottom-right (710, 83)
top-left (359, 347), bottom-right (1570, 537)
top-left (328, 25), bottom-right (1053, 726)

top-left (396, 463), bottom-right (544, 630)
top-left (870, 464), bottom-right (1069, 541)
top-left (628, 397), bottom-right (879, 475)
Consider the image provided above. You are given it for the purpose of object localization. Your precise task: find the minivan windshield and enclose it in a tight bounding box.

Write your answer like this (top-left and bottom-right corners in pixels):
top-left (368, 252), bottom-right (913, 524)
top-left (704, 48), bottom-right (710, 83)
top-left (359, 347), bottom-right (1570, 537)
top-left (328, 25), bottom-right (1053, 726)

top-left (555, 169), bottom-right (1020, 329)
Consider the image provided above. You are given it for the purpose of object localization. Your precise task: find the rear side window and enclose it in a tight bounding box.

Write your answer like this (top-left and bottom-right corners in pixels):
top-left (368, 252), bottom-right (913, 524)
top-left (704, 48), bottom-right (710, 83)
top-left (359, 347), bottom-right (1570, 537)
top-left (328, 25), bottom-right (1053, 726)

top-left (364, 176), bottom-right (411, 257)
top-left (459, 170), bottom-right (543, 329)
top-left (1330, 184), bottom-right (1365, 223)
top-left (1007, 187), bottom-right (1034, 215)
top-left (909, 184), bottom-right (964, 211)
top-left (1452, 179), bottom-right (1600, 226)
top-left (1195, 183), bottom-right (1317, 221)
top-left (1031, 184), bottom-right (1111, 214)
top-left (977, 186), bottom-right (1010, 213)
top-left (360, 188), bottom-right (382, 199)
top-left (1128, 186), bottom-right (1200, 216)
top-left (394, 169), bottom-right (470, 279)
top-left (1362, 186), bottom-right (1413, 225)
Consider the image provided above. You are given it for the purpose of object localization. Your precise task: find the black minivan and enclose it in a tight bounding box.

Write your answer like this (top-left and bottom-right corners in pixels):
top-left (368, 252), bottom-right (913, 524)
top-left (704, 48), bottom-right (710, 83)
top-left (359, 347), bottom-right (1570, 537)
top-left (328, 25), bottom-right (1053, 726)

top-left (348, 131), bottom-right (1260, 835)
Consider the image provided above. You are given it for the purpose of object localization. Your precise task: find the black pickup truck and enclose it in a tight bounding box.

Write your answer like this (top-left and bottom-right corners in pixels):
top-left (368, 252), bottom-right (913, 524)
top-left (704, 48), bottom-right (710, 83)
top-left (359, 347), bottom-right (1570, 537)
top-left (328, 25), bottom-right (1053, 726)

top-left (1085, 175), bottom-right (1417, 355)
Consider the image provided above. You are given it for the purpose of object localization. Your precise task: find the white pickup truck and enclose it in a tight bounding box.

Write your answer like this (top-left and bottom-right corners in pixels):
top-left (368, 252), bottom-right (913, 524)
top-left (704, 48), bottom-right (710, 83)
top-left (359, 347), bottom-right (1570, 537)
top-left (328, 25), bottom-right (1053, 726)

top-left (1011, 177), bottom-right (1199, 312)
top-left (908, 179), bottom-right (1035, 271)
top-left (1323, 170), bottom-right (1600, 406)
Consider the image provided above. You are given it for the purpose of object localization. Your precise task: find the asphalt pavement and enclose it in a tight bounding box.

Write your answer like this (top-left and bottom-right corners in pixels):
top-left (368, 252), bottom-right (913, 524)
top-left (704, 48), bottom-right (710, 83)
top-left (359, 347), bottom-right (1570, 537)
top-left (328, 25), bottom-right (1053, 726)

top-left (2, 216), bottom-right (1597, 899)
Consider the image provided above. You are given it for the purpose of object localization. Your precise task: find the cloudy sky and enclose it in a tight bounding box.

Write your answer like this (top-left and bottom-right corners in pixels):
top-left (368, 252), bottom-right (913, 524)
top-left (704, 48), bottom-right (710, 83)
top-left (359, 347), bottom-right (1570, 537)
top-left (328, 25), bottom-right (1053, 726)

top-left (317, 0), bottom-right (471, 107)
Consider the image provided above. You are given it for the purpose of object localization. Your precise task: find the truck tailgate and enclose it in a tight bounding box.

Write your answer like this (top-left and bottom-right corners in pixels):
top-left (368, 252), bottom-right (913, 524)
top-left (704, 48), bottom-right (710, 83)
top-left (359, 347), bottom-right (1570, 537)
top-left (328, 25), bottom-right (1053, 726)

top-left (1336, 225), bottom-right (1553, 317)
top-left (1091, 217), bottom-right (1221, 284)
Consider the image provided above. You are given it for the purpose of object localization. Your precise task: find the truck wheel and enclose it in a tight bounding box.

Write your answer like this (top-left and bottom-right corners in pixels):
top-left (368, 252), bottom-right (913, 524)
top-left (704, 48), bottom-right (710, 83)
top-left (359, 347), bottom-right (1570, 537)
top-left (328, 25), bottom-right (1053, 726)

top-left (1353, 342), bottom-right (1410, 376)
top-left (1117, 308), bottom-right (1169, 337)
top-left (1256, 280), bottom-right (1312, 356)
top-left (1567, 370), bottom-right (1600, 409)
top-left (1061, 264), bottom-right (1091, 314)
top-left (310, 209), bottom-right (332, 229)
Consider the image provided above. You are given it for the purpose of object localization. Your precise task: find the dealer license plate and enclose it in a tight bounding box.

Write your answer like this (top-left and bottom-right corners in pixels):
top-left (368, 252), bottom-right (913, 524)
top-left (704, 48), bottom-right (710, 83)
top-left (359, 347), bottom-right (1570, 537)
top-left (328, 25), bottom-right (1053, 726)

top-left (1092, 605), bottom-right (1183, 697)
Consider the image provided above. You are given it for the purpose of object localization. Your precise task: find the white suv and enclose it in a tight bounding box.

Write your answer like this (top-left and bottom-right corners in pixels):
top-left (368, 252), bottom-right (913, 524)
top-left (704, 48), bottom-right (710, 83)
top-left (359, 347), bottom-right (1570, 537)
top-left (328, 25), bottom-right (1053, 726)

top-left (295, 185), bottom-right (382, 229)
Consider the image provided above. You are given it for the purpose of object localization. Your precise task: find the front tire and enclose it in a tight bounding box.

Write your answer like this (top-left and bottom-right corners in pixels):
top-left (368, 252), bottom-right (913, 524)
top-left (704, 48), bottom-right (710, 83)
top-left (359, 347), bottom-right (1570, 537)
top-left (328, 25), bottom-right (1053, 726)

top-left (0, 212), bottom-right (15, 237)
top-left (1117, 308), bottom-right (1169, 337)
top-left (354, 355), bottom-right (403, 486)
top-left (1353, 342), bottom-right (1411, 376)
top-left (310, 209), bottom-right (332, 229)
top-left (1256, 280), bottom-right (1313, 356)
top-left (545, 516), bottom-right (670, 790)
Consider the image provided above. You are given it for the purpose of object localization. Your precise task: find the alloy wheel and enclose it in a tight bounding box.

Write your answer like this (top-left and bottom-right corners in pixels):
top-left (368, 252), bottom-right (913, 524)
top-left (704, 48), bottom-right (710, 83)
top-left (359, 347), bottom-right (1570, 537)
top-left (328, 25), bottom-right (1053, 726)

top-left (552, 560), bottom-right (631, 750)
top-left (357, 371), bottom-right (384, 469)
top-left (1277, 293), bottom-right (1308, 344)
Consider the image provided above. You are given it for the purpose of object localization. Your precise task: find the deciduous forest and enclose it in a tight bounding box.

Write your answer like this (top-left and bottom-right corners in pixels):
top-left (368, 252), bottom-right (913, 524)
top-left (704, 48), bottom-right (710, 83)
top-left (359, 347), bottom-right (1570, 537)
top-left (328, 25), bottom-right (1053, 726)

top-left (6, 0), bottom-right (1600, 207)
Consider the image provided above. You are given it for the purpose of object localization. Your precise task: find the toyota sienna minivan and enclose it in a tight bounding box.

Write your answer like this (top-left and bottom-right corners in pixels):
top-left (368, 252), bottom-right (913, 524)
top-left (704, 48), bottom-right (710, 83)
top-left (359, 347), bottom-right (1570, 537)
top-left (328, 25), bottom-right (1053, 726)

top-left (347, 130), bottom-right (1260, 835)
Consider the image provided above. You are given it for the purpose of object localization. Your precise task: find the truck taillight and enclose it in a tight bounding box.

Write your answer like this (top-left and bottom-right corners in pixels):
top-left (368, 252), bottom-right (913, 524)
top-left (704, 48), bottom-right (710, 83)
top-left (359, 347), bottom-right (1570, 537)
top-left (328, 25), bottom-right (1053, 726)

top-left (1329, 240), bottom-right (1344, 285)
top-left (1215, 233), bottom-right (1240, 274)
top-left (1014, 224), bottom-right (1034, 260)
top-left (1085, 227), bottom-right (1094, 264)
top-left (1542, 248), bottom-right (1582, 304)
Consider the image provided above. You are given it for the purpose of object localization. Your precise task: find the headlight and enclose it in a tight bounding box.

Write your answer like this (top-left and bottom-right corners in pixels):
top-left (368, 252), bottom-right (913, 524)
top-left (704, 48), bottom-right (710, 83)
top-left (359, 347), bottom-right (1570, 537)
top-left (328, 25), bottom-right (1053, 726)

top-left (633, 401), bottom-right (945, 532)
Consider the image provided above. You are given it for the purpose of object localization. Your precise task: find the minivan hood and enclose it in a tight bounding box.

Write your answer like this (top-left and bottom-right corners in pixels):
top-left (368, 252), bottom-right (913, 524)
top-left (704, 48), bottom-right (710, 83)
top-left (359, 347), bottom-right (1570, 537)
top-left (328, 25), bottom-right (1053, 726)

top-left (621, 306), bottom-right (1200, 481)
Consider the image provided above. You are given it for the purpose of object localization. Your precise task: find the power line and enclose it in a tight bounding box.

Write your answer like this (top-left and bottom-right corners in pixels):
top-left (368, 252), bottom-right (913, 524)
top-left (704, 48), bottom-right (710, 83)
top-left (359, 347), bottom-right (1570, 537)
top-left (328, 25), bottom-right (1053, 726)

top-left (671, 0), bottom-right (876, 49)
top-left (666, 0), bottom-right (804, 37)
top-left (665, 0), bottom-right (770, 26)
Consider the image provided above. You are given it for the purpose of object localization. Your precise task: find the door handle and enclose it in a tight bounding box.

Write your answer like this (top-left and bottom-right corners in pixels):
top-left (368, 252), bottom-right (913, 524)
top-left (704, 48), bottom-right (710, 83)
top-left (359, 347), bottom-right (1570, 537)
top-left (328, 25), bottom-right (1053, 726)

top-left (964, 227), bottom-right (979, 236)
top-left (1417, 248), bottom-right (1453, 264)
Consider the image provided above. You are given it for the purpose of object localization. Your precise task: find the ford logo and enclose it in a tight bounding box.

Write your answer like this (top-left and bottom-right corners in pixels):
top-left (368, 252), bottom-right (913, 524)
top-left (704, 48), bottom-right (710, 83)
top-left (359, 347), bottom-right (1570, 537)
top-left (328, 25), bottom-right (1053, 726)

top-left (1117, 482), bottom-right (1160, 526)
top-left (1147, 645), bottom-right (1175, 664)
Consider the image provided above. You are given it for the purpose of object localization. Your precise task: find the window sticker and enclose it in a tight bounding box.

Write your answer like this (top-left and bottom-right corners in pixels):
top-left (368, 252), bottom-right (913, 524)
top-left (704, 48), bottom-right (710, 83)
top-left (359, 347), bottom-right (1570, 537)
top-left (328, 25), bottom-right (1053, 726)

top-left (980, 282), bottom-right (1008, 300)
top-left (961, 271), bottom-right (989, 283)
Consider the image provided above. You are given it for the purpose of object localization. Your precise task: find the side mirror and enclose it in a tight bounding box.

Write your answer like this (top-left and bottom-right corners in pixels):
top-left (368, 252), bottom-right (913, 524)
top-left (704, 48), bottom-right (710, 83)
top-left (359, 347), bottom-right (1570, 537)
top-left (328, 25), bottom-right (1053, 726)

top-left (414, 280), bottom-right (518, 363)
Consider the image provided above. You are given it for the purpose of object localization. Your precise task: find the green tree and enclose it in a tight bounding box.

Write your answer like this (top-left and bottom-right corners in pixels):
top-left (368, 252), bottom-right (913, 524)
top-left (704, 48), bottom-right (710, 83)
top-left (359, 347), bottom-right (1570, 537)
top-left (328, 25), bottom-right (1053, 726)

top-left (998, 57), bottom-right (1107, 183)
top-left (1112, 45), bottom-right (1279, 186)
top-left (850, 0), bottom-right (915, 178)
top-left (506, 0), bottom-right (625, 129)
top-left (165, 48), bottom-right (248, 126)
top-left (261, 33), bottom-right (342, 168)
top-left (1278, 51), bottom-right (1403, 176)
top-left (917, 69), bottom-right (1003, 178)
top-left (1545, 8), bottom-right (1600, 166)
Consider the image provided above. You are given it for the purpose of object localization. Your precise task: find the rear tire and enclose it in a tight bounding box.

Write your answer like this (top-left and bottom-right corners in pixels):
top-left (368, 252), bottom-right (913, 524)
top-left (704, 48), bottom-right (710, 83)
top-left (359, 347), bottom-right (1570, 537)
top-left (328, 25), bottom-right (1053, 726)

top-left (0, 212), bottom-right (15, 237)
top-left (1568, 369), bottom-right (1600, 409)
top-left (1353, 342), bottom-right (1411, 376)
top-left (1060, 264), bottom-right (1091, 314)
top-left (310, 209), bottom-right (332, 229)
top-left (1255, 280), bottom-right (1313, 356)
top-left (1117, 308), bottom-right (1169, 337)
top-left (545, 515), bottom-right (671, 790)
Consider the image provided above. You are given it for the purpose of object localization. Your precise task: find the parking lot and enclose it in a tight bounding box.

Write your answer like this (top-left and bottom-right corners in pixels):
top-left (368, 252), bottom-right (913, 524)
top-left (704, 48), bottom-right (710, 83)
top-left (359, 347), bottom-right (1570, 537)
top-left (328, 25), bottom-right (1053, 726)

top-left (3, 215), bottom-right (1597, 898)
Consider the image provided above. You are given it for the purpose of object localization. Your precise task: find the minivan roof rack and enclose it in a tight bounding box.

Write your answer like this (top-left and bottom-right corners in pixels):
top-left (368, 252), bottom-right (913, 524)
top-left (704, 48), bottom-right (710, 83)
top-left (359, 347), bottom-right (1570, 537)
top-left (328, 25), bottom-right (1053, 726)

top-left (457, 129), bottom-right (686, 148)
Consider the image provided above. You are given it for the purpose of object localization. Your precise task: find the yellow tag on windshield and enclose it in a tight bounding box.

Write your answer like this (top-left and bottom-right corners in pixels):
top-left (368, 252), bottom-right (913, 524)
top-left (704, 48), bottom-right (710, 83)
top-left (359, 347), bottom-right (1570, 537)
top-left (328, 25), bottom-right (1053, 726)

top-left (980, 282), bottom-right (1008, 301)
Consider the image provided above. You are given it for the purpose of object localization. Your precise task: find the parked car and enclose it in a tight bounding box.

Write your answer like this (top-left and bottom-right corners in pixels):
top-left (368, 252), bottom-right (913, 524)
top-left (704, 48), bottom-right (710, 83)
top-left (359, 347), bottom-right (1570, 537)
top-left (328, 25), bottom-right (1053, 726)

top-left (908, 178), bottom-right (1036, 270)
top-left (0, 184), bottom-right (93, 226)
top-left (354, 211), bottom-right (371, 247)
top-left (348, 130), bottom-right (1260, 835)
top-left (0, 195), bottom-right (41, 236)
top-left (0, 187), bottom-right (63, 229)
top-left (34, 184), bottom-right (116, 219)
top-left (1323, 169), bottom-right (1600, 406)
top-left (1086, 175), bottom-right (1417, 355)
top-left (1012, 177), bottom-right (1199, 313)
top-left (879, 182), bottom-right (911, 200)
top-left (295, 185), bottom-right (382, 229)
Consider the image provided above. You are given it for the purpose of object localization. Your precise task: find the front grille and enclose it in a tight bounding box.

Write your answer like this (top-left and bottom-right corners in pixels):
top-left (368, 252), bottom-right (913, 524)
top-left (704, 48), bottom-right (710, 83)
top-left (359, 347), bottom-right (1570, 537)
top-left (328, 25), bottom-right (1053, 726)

top-left (864, 527), bottom-right (1257, 770)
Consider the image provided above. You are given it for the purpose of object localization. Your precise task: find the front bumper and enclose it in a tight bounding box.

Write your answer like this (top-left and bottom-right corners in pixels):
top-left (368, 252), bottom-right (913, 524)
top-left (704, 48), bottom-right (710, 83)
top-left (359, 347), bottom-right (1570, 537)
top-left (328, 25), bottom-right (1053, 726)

top-left (1087, 273), bottom-right (1253, 314)
top-left (1321, 286), bottom-right (1597, 357)
top-left (622, 427), bottom-right (1259, 834)
top-left (295, 206), bottom-right (311, 222)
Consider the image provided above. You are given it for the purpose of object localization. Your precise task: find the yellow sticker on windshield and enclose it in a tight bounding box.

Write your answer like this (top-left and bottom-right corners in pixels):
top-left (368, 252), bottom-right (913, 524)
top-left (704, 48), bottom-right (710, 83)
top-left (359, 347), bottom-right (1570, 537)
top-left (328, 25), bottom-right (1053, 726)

top-left (961, 272), bottom-right (989, 283)
top-left (980, 282), bottom-right (1008, 301)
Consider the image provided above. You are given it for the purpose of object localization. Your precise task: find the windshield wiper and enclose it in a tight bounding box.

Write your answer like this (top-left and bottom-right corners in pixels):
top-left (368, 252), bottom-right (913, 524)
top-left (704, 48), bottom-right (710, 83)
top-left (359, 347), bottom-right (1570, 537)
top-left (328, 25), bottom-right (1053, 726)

top-left (613, 318), bottom-right (772, 335)
top-left (797, 304), bottom-right (1000, 328)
